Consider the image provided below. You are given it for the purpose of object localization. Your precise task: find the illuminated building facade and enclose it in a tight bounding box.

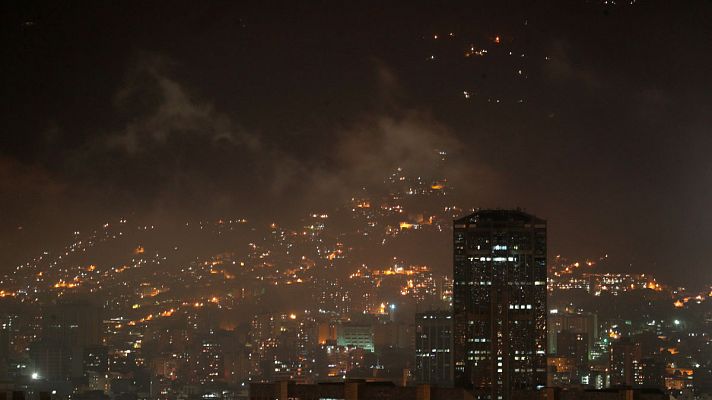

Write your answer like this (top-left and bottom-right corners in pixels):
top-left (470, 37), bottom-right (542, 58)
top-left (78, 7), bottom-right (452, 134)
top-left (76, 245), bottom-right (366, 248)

top-left (336, 324), bottom-right (374, 352)
top-left (453, 210), bottom-right (547, 399)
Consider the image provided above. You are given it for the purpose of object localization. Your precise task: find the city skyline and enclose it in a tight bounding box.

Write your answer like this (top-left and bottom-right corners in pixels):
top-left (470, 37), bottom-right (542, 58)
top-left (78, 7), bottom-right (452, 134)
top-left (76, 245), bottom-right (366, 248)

top-left (2, 2), bottom-right (712, 400)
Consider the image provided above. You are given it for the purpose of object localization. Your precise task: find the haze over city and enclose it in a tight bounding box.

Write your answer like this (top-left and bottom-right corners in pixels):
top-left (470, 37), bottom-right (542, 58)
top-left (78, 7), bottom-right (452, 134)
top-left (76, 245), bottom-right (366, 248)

top-left (2, 2), bottom-right (712, 400)
top-left (3, 1), bottom-right (712, 284)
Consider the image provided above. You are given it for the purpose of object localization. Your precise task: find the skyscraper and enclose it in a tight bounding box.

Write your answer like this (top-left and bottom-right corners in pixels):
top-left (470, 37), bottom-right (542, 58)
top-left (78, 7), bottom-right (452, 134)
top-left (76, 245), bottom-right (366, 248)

top-left (415, 311), bottom-right (453, 387)
top-left (452, 209), bottom-right (547, 399)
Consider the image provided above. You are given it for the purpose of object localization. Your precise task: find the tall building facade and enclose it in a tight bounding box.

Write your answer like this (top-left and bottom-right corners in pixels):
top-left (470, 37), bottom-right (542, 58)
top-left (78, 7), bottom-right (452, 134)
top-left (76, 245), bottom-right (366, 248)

top-left (548, 311), bottom-right (598, 356)
top-left (31, 299), bottom-right (102, 380)
top-left (609, 338), bottom-right (642, 387)
top-left (415, 311), bottom-right (453, 387)
top-left (453, 210), bottom-right (547, 399)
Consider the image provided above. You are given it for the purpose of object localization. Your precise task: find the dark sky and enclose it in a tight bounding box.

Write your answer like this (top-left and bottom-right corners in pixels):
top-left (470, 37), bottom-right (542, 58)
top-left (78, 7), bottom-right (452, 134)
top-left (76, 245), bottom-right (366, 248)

top-left (2, 1), bottom-right (712, 284)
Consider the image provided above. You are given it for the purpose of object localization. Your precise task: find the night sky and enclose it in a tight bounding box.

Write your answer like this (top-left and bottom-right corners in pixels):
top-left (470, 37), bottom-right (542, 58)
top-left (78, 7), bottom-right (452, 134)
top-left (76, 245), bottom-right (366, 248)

top-left (2, 1), bottom-right (712, 284)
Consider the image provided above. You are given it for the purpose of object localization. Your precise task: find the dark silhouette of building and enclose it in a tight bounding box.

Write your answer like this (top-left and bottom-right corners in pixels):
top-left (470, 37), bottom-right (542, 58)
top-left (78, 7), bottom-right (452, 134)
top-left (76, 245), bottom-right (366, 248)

top-left (609, 338), bottom-right (641, 387)
top-left (415, 311), bottom-right (453, 387)
top-left (28, 340), bottom-right (73, 381)
top-left (556, 330), bottom-right (588, 374)
top-left (638, 357), bottom-right (665, 389)
top-left (42, 300), bottom-right (101, 349)
top-left (83, 345), bottom-right (109, 391)
top-left (30, 299), bottom-right (101, 380)
top-left (248, 381), bottom-right (667, 400)
top-left (249, 380), bottom-right (474, 400)
top-left (513, 387), bottom-right (667, 400)
top-left (453, 209), bottom-right (547, 399)
top-left (0, 316), bottom-right (11, 380)
top-left (548, 311), bottom-right (598, 357)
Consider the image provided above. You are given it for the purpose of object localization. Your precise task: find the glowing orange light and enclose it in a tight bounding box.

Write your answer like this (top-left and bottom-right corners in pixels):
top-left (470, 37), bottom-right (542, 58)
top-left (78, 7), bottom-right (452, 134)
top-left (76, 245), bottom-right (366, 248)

top-left (53, 280), bottom-right (78, 289)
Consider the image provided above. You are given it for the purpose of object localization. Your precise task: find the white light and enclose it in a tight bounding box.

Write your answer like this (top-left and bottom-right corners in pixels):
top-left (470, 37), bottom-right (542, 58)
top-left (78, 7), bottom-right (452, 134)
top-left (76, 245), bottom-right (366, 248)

top-left (31, 372), bottom-right (39, 380)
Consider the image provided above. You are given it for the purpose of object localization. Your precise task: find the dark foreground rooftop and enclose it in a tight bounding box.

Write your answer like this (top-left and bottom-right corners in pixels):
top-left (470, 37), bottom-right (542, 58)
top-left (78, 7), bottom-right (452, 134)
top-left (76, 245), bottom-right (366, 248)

top-left (249, 381), bottom-right (666, 400)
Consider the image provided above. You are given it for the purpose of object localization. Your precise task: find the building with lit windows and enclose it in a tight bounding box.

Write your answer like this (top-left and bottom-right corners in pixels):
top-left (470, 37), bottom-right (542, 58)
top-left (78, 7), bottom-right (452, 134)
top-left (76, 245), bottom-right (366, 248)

top-left (415, 311), bottom-right (453, 387)
top-left (452, 209), bottom-right (547, 399)
top-left (548, 311), bottom-right (598, 357)
top-left (337, 324), bottom-right (374, 352)
top-left (609, 338), bottom-right (642, 387)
